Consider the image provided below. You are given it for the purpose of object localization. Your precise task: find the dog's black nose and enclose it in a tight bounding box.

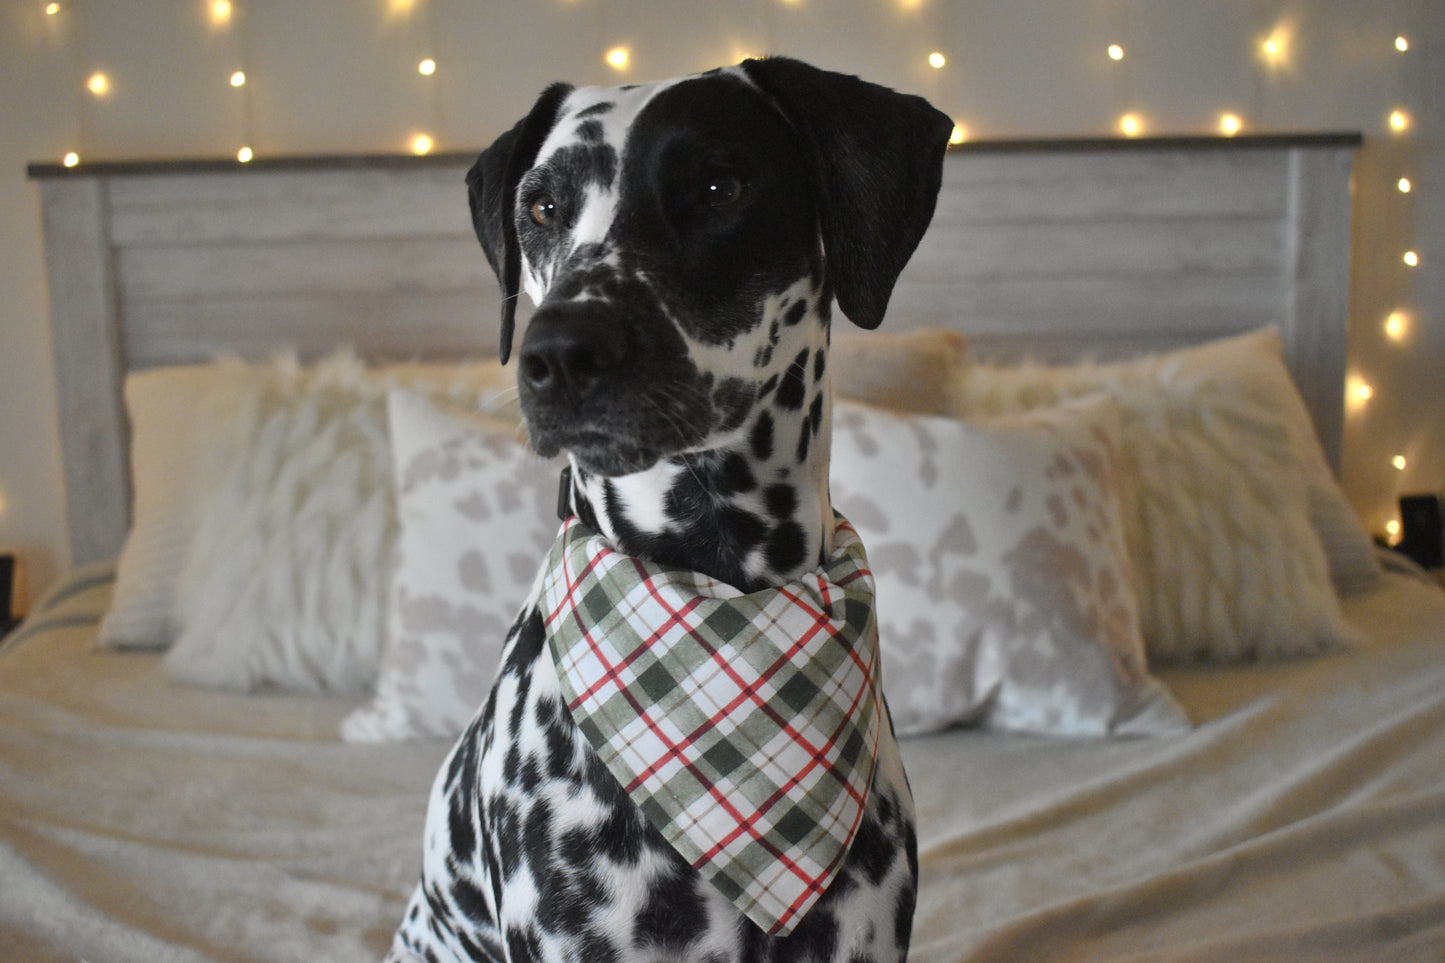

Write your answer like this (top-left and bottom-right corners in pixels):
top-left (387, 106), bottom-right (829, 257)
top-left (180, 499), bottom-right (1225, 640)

top-left (518, 304), bottom-right (628, 405)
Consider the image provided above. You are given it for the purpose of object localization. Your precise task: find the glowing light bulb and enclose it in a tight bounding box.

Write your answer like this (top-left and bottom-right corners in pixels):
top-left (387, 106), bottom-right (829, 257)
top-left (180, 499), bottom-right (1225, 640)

top-left (1389, 109), bottom-right (1411, 132)
top-left (928, 52), bottom-right (946, 69)
top-left (45, 3), bottom-right (60, 15)
top-left (1220, 113), bottom-right (1243, 136)
top-left (1404, 250), bottom-right (1419, 267)
top-left (949, 125), bottom-right (967, 145)
top-left (1260, 27), bottom-right (1290, 66)
top-left (230, 70), bottom-right (246, 87)
top-left (1119, 113), bottom-right (1143, 138)
top-left (1398, 177), bottom-right (1412, 193)
top-left (605, 47), bottom-right (629, 70)
top-left (1347, 375), bottom-right (1374, 410)
top-left (210, 0), bottom-right (232, 25)
top-left (1385, 311), bottom-right (1409, 340)
top-left (87, 72), bottom-right (110, 96)
top-left (1386, 519), bottom-right (1402, 540)
top-left (1392, 455), bottom-right (1408, 471)
top-left (1107, 44), bottom-right (1124, 61)
top-left (62, 151), bottom-right (79, 167)
top-left (411, 133), bottom-right (434, 155)
top-left (237, 146), bottom-right (253, 163)
top-left (418, 58), bottom-right (436, 76)
top-left (1395, 36), bottom-right (1409, 52)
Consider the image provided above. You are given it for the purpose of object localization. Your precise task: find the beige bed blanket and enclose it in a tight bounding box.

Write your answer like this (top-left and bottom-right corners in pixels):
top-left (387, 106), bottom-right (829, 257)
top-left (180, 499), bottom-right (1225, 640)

top-left (4, 565), bottom-right (1445, 962)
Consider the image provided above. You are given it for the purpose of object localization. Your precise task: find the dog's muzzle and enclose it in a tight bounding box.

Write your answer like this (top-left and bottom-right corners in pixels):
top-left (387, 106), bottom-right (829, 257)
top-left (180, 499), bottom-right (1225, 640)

top-left (518, 298), bottom-right (712, 477)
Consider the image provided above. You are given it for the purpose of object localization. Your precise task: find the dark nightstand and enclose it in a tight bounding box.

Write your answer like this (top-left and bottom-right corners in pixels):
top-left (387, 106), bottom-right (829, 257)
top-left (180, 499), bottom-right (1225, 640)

top-left (0, 554), bottom-right (19, 637)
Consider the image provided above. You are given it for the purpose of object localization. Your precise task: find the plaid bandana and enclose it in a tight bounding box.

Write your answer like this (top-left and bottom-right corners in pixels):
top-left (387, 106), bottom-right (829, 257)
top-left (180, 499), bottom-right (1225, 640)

top-left (540, 514), bottom-right (883, 937)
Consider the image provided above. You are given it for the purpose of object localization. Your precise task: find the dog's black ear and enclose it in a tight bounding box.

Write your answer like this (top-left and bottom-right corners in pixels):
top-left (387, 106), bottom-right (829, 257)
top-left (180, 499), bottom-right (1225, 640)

top-left (466, 82), bottom-right (573, 363)
top-left (739, 57), bottom-right (953, 330)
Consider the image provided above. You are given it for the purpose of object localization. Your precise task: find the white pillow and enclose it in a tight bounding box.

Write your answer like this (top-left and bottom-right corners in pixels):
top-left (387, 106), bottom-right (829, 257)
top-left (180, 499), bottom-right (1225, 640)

top-left (832, 397), bottom-right (1190, 738)
top-left (952, 328), bottom-right (1368, 663)
top-left (341, 388), bottom-right (563, 742)
top-left (98, 365), bottom-right (217, 649)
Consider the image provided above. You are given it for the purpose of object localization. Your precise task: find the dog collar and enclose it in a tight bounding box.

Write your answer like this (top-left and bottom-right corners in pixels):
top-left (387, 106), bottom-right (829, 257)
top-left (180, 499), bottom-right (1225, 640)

top-left (539, 513), bottom-right (883, 937)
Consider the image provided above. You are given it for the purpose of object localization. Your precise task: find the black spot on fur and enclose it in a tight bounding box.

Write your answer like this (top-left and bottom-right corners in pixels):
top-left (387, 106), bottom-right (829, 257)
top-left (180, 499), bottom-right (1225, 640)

top-left (751, 411), bottom-right (775, 461)
top-left (576, 100), bottom-right (615, 118)
top-left (577, 119), bottom-right (605, 142)
top-left (719, 451), bottom-right (757, 495)
top-left (813, 346), bottom-right (827, 382)
top-left (765, 520), bottom-right (807, 575)
top-left (578, 932), bottom-right (621, 963)
top-left (777, 349), bottom-right (809, 409)
top-left (451, 875), bottom-right (495, 927)
top-left (495, 794), bottom-right (523, 881)
top-left (503, 743), bottom-right (522, 783)
top-left (506, 925), bottom-right (542, 963)
top-left (592, 800), bottom-right (646, 866)
top-left (808, 392), bottom-right (825, 437)
top-left (796, 422), bottom-right (813, 464)
top-left (505, 612), bottom-right (546, 737)
top-left (520, 755), bottom-right (544, 794)
top-left (894, 874), bottom-right (917, 952)
top-left (846, 803), bottom-right (896, 886)
top-left (784, 298), bottom-right (808, 326)
top-left (713, 377), bottom-right (755, 433)
top-left (764, 483), bottom-right (797, 518)
top-left (635, 865), bottom-right (708, 950)
top-left (445, 720), bottom-right (482, 858)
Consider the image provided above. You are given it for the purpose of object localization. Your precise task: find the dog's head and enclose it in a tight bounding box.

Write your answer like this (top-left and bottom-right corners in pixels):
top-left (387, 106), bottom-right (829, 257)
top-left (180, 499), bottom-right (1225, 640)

top-left (467, 57), bottom-right (952, 476)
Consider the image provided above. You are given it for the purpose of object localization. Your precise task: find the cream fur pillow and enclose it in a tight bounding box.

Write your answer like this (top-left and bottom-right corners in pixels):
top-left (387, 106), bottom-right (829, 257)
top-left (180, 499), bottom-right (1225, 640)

top-left (951, 329), bottom-right (1366, 663)
top-left (832, 327), bottom-right (967, 415)
top-left (164, 354), bottom-right (395, 691)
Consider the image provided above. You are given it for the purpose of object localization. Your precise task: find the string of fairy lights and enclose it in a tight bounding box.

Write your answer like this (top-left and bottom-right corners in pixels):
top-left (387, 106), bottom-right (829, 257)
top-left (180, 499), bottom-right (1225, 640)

top-left (36, 0), bottom-right (1427, 537)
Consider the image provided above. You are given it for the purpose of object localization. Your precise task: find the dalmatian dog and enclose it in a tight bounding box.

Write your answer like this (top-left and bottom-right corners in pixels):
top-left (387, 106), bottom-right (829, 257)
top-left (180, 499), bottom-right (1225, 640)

top-left (388, 57), bottom-right (952, 963)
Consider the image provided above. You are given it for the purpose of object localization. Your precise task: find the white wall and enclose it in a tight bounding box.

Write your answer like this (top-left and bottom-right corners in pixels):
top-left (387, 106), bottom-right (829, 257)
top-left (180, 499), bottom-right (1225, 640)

top-left (1, 0), bottom-right (1441, 602)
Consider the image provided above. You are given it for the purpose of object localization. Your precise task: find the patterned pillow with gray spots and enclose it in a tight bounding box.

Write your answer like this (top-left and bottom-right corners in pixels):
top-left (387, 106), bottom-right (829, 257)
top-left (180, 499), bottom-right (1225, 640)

top-left (831, 396), bottom-right (1190, 738)
top-left (341, 388), bottom-right (562, 742)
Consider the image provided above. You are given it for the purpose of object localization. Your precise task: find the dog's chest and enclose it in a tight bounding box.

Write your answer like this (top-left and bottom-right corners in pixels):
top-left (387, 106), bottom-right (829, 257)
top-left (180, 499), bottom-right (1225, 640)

top-left (445, 604), bottom-right (721, 942)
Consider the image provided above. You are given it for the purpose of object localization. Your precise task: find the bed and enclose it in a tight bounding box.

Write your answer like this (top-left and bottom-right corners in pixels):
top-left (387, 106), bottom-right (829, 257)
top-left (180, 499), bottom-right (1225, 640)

top-left (10, 132), bottom-right (1445, 962)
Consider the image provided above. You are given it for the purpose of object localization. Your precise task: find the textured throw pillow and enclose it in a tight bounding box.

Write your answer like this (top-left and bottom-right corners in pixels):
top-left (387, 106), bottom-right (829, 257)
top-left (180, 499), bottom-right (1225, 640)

top-left (101, 352), bottom-right (516, 658)
top-left (341, 388), bottom-right (563, 742)
top-left (163, 354), bottom-right (397, 691)
top-left (832, 327), bottom-right (967, 415)
top-left (951, 328), bottom-right (1368, 663)
top-left (98, 364), bottom-right (217, 649)
top-left (831, 397), bottom-right (1190, 738)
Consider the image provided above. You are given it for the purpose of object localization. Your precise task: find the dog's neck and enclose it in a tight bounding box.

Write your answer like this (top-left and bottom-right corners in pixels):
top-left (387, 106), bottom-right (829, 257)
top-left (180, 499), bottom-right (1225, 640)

top-left (564, 305), bottom-right (834, 594)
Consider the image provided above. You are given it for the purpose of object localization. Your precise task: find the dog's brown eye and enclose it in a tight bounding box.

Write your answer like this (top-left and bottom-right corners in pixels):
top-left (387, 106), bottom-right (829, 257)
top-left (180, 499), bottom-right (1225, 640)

top-left (529, 195), bottom-right (558, 226)
top-left (703, 175), bottom-right (743, 209)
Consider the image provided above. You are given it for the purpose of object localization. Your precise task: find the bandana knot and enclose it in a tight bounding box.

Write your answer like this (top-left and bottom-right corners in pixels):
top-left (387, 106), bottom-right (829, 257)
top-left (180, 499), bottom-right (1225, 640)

top-left (541, 514), bottom-right (883, 936)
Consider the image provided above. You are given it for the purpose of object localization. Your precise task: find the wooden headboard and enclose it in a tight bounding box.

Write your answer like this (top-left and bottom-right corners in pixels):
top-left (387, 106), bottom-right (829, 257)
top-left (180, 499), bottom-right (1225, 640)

top-left (28, 133), bottom-right (1361, 565)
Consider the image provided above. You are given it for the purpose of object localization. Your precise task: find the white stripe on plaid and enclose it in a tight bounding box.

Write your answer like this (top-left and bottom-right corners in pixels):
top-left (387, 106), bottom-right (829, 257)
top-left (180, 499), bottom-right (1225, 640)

top-left (541, 514), bottom-right (883, 937)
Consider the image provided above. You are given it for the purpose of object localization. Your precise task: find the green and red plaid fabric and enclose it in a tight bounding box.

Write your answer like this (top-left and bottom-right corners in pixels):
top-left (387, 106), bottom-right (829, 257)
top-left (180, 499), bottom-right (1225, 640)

top-left (541, 514), bottom-right (883, 937)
